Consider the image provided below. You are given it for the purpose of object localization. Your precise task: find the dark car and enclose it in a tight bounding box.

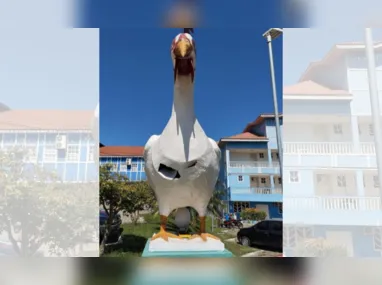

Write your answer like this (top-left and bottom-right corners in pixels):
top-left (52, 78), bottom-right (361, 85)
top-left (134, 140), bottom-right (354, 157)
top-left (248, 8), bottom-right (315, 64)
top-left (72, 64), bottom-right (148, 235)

top-left (237, 219), bottom-right (282, 251)
top-left (99, 210), bottom-right (123, 246)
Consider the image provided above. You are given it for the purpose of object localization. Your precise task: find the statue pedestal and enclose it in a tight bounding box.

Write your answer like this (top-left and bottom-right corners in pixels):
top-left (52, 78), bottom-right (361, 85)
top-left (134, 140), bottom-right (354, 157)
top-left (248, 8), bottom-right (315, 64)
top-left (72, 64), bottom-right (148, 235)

top-left (141, 238), bottom-right (233, 257)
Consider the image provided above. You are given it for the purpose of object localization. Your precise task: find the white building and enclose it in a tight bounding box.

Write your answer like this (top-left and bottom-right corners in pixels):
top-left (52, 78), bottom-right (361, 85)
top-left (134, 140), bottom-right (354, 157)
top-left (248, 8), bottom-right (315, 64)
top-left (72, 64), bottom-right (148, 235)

top-left (283, 42), bottom-right (382, 257)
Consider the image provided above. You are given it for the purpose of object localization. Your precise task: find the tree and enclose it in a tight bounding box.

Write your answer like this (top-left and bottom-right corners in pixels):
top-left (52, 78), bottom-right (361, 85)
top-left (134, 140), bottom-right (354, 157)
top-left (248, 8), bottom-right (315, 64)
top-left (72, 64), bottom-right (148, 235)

top-left (99, 165), bottom-right (156, 254)
top-left (123, 181), bottom-right (154, 225)
top-left (207, 180), bottom-right (226, 218)
top-left (99, 163), bottom-right (130, 255)
top-left (0, 147), bottom-right (96, 256)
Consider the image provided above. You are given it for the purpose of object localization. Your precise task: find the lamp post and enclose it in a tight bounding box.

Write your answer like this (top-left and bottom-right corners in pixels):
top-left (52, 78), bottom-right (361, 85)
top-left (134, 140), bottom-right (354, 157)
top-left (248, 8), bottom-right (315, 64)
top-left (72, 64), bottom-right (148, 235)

top-left (263, 28), bottom-right (283, 179)
top-left (364, 28), bottom-right (382, 207)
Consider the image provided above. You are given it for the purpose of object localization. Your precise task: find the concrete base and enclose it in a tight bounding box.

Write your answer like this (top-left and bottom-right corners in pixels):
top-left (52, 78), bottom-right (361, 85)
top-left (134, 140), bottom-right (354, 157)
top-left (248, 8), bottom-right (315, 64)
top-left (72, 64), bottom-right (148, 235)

top-left (142, 240), bottom-right (233, 257)
top-left (148, 233), bottom-right (225, 252)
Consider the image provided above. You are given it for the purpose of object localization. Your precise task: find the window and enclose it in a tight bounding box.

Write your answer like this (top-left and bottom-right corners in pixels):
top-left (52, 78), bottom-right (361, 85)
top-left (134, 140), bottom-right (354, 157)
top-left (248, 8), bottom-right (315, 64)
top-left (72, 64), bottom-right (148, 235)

top-left (131, 163), bottom-right (138, 172)
top-left (233, 202), bottom-right (250, 213)
top-left (238, 175), bottom-right (243, 182)
top-left (259, 153), bottom-right (264, 159)
top-left (270, 221), bottom-right (282, 231)
top-left (66, 145), bottom-right (80, 161)
top-left (374, 175), bottom-right (379, 188)
top-left (87, 145), bottom-right (95, 161)
top-left (141, 163), bottom-right (145, 171)
top-left (120, 164), bottom-right (127, 172)
top-left (336, 175), bottom-right (346, 187)
top-left (43, 147), bottom-right (57, 162)
top-left (369, 124), bottom-right (374, 136)
top-left (316, 174), bottom-right (325, 184)
top-left (333, 124), bottom-right (343, 134)
top-left (289, 171), bottom-right (299, 183)
top-left (111, 164), bottom-right (117, 172)
top-left (256, 221), bottom-right (269, 231)
top-left (260, 177), bottom-right (266, 184)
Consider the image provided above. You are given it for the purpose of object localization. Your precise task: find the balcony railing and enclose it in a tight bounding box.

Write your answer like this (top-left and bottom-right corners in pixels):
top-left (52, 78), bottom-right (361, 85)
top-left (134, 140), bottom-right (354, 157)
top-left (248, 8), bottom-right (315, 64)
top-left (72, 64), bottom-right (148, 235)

top-left (284, 142), bottom-right (375, 155)
top-left (284, 197), bottom-right (381, 211)
top-left (230, 161), bottom-right (280, 168)
top-left (231, 187), bottom-right (282, 195)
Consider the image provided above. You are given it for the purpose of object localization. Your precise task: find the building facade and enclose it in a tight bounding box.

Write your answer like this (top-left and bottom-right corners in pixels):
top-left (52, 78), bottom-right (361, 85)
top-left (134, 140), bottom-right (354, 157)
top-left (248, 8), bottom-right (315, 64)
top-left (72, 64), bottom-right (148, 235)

top-left (99, 146), bottom-right (146, 181)
top-left (0, 109), bottom-right (97, 182)
top-left (283, 42), bottom-right (382, 257)
top-left (219, 114), bottom-right (283, 219)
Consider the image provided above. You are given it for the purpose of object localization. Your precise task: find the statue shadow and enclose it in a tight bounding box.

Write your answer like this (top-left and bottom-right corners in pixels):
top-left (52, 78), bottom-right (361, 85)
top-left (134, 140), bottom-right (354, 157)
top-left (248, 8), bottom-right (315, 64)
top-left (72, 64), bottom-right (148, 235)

top-left (120, 235), bottom-right (147, 253)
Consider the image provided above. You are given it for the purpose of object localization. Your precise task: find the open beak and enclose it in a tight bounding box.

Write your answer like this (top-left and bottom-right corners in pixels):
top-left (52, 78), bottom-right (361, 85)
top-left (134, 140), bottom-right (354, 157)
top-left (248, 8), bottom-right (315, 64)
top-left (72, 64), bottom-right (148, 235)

top-left (173, 39), bottom-right (194, 83)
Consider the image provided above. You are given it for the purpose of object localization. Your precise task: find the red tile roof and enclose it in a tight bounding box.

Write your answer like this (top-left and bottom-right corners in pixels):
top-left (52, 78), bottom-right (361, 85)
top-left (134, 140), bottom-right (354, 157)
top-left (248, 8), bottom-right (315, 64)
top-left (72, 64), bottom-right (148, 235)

top-left (299, 42), bottom-right (382, 82)
top-left (0, 110), bottom-right (94, 130)
top-left (283, 80), bottom-right (350, 96)
top-left (223, 132), bottom-right (266, 140)
top-left (100, 146), bottom-right (144, 157)
top-left (243, 114), bottom-right (282, 133)
top-left (218, 132), bottom-right (267, 146)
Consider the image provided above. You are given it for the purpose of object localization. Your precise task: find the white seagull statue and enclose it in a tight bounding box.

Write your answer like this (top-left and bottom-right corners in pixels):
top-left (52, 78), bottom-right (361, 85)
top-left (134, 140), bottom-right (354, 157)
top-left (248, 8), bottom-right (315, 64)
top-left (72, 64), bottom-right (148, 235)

top-left (144, 30), bottom-right (221, 242)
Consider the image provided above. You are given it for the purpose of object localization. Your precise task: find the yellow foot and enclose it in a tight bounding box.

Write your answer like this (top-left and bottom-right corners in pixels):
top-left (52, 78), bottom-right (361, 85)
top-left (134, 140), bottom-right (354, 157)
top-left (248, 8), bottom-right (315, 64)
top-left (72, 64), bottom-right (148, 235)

top-left (190, 233), bottom-right (221, 242)
top-left (151, 231), bottom-right (181, 242)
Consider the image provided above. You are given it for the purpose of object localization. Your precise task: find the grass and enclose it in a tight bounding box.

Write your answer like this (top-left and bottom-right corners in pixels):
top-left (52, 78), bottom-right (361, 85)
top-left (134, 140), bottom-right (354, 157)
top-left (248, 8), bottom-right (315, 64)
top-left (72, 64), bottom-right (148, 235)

top-left (102, 213), bottom-right (257, 257)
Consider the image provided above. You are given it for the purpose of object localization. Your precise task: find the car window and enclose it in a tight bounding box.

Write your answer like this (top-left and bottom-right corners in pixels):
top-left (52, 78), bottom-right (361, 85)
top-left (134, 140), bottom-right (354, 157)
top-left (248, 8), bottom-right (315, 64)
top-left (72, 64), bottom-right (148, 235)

top-left (270, 221), bottom-right (282, 231)
top-left (255, 221), bottom-right (269, 230)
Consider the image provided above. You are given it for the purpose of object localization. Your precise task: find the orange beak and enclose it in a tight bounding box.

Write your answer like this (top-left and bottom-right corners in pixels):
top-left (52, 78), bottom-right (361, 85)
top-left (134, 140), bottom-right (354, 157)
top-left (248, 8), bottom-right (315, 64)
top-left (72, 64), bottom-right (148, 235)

top-left (174, 39), bottom-right (193, 58)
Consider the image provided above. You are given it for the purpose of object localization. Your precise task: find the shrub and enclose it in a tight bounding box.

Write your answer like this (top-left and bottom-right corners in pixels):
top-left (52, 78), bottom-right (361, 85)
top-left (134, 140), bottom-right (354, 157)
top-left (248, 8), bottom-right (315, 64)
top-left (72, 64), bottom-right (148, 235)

top-left (241, 208), bottom-right (267, 221)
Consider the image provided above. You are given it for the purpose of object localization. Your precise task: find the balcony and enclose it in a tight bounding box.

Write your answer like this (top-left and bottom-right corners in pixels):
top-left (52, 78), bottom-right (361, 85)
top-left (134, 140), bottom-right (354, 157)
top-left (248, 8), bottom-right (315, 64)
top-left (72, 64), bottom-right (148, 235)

top-left (284, 196), bottom-right (382, 226)
top-left (230, 187), bottom-right (282, 202)
top-left (229, 161), bottom-right (280, 175)
top-left (284, 142), bottom-right (377, 168)
top-left (284, 142), bottom-right (375, 154)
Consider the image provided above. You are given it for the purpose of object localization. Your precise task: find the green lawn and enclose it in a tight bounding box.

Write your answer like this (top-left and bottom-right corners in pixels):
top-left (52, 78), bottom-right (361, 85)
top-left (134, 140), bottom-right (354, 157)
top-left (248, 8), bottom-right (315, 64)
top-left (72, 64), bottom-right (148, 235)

top-left (102, 214), bottom-right (257, 257)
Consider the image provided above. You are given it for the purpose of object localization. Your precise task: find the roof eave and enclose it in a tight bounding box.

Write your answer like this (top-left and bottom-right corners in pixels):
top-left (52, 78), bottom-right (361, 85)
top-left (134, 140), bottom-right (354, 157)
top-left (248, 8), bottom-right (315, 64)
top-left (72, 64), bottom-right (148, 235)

top-left (299, 43), bottom-right (382, 82)
top-left (284, 94), bottom-right (352, 100)
top-left (219, 138), bottom-right (268, 143)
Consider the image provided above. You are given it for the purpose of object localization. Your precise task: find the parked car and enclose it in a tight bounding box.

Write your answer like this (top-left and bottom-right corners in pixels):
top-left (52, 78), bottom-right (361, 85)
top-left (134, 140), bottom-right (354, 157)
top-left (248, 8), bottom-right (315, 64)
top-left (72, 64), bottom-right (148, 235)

top-left (99, 210), bottom-right (123, 246)
top-left (237, 219), bottom-right (282, 251)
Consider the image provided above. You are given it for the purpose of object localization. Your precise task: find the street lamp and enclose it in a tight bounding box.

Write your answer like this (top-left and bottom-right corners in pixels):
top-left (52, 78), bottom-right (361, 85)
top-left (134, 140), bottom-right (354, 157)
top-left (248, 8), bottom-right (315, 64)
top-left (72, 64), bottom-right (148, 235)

top-left (364, 28), bottom-right (382, 207)
top-left (263, 28), bottom-right (283, 179)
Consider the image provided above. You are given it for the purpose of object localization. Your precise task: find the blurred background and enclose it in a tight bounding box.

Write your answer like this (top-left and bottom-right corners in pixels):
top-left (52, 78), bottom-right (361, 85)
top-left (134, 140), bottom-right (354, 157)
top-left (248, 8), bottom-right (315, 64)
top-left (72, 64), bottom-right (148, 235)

top-left (1, 0), bottom-right (382, 284)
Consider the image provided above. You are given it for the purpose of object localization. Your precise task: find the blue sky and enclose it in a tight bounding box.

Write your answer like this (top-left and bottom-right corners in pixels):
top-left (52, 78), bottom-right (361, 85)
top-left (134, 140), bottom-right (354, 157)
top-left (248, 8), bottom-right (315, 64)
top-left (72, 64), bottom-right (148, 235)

top-left (94, 1), bottom-right (289, 146)
top-left (100, 28), bottom-right (282, 146)
top-left (284, 28), bottom-right (382, 85)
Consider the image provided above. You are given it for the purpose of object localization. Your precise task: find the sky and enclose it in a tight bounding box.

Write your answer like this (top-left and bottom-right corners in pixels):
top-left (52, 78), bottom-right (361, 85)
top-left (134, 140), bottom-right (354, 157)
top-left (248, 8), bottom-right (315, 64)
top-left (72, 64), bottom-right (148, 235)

top-left (1, 0), bottom-right (381, 144)
top-left (97, 0), bottom-right (288, 146)
top-left (283, 28), bottom-right (382, 85)
top-left (0, 0), bottom-right (99, 110)
top-left (100, 28), bottom-right (282, 146)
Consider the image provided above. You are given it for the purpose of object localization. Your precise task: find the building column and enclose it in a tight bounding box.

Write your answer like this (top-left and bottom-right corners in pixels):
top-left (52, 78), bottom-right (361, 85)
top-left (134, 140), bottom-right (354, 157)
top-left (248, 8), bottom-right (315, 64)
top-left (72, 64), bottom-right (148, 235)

top-left (351, 116), bottom-right (365, 196)
top-left (267, 147), bottom-right (272, 167)
top-left (225, 149), bottom-right (230, 202)
top-left (356, 171), bottom-right (365, 196)
top-left (270, 175), bottom-right (275, 189)
top-left (351, 115), bottom-right (360, 151)
top-left (267, 148), bottom-right (275, 190)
